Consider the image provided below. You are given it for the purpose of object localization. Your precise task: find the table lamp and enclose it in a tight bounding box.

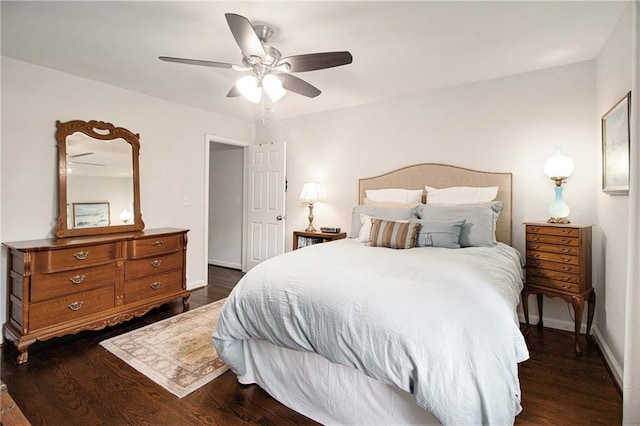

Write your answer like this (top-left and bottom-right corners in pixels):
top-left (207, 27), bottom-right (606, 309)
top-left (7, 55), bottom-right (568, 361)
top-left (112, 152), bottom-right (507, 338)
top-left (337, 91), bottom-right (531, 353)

top-left (299, 182), bottom-right (320, 232)
top-left (544, 148), bottom-right (574, 224)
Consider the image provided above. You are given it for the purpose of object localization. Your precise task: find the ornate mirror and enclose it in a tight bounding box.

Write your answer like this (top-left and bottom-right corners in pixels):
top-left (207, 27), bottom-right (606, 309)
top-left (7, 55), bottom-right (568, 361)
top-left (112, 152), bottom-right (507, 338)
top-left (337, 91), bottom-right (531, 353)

top-left (54, 120), bottom-right (144, 238)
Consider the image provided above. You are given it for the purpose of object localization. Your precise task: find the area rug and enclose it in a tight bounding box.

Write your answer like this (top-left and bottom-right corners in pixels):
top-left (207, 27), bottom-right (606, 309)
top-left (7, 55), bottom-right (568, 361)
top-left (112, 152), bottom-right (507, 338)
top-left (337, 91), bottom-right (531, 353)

top-left (100, 298), bottom-right (229, 398)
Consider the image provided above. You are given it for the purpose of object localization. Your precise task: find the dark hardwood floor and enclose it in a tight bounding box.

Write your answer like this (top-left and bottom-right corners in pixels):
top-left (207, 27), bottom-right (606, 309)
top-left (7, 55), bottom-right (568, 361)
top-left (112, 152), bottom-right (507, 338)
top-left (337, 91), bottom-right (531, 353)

top-left (1, 265), bottom-right (621, 425)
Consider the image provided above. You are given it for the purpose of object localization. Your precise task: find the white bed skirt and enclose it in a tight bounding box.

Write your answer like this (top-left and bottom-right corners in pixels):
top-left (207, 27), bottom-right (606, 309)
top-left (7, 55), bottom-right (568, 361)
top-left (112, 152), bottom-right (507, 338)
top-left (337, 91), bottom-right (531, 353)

top-left (237, 339), bottom-right (440, 425)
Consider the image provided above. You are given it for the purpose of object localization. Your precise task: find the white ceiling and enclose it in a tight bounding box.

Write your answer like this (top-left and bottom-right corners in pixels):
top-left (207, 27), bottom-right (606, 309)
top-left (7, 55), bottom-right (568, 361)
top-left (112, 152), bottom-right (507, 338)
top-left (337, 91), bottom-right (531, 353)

top-left (1, 1), bottom-right (628, 123)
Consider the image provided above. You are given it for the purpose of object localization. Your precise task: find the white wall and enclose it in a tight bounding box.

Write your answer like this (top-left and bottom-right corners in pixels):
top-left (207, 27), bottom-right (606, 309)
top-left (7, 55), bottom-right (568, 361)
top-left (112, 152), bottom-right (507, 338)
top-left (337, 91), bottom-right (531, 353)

top-left (1, 57), bottom-right (255, 332)
top-left (595, 4), bottom-right (633, 384)
top-left (258, 60), bottom-right (598, 332)
top-left (208, 143), bottom-right (243, 269)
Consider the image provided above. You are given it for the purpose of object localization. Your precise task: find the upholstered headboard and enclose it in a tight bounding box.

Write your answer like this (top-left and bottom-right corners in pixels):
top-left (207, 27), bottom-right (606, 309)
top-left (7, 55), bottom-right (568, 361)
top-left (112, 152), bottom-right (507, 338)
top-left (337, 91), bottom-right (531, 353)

top-left (358, 163), bottom-right (512, 245)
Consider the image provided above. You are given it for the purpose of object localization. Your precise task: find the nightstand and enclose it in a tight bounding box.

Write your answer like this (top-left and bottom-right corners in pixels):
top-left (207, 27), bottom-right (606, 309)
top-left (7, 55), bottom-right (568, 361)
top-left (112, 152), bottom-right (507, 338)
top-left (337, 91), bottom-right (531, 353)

top-left (293, 230), bottom-right (347, 250)
top-left (522, 222), bottom-right (595, 355)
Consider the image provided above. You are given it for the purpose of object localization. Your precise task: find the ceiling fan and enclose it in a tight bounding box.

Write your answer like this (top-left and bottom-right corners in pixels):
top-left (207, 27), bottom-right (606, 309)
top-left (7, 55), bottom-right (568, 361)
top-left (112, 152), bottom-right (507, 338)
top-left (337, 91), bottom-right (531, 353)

top-left (159, 13), bottom-right (353, 104)
top-left (68, 152), bottom-right (105, 167)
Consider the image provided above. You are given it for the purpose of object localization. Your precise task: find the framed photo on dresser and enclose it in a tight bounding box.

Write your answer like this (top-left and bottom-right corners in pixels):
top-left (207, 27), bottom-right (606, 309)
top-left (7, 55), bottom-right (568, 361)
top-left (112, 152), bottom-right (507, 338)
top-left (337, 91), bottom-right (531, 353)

top-left (601, 91), bottom-right (631, 195)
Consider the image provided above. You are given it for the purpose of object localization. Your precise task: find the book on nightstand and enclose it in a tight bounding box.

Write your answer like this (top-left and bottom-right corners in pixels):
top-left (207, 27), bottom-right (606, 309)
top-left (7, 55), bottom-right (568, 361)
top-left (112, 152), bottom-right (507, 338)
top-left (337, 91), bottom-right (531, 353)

top-left (320, 227), bottom-right (341, 234)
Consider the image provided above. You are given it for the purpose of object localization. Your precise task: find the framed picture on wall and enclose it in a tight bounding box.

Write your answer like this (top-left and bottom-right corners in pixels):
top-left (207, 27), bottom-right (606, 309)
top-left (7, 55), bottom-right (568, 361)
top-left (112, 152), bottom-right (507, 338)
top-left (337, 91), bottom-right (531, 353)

top-left (73, 202), bottom-right (110, 228)
top-left (602, 91), bottom-right (631, 195)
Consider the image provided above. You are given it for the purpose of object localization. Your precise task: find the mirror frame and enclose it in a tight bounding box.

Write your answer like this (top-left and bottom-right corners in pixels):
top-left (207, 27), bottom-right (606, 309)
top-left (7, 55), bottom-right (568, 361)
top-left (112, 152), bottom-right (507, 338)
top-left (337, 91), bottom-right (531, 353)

top-left (54, 119), bottom-right (145, 238)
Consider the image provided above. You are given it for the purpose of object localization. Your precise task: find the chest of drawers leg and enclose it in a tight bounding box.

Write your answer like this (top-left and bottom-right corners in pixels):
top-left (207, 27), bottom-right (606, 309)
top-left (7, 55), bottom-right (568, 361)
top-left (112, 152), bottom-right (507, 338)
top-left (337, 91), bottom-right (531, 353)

top-left (522, 223), bottom-right (595, 355)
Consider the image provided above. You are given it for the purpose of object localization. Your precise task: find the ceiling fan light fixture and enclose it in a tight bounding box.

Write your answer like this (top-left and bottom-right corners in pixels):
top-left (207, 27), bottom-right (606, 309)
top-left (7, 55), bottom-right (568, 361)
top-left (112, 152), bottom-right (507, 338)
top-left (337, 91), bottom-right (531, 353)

top-left (263, 74), bottom-right (286, 102)
top-left (236, 75), bottom-right (262, 103)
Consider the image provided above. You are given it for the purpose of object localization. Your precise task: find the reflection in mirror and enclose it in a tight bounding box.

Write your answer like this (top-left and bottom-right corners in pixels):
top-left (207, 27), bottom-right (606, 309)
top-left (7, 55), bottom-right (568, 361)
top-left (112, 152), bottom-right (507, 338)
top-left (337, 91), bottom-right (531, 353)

top-left (55, 120), bottom-right (144, 238)
top-left (66, 133), bottom-right (134, 229)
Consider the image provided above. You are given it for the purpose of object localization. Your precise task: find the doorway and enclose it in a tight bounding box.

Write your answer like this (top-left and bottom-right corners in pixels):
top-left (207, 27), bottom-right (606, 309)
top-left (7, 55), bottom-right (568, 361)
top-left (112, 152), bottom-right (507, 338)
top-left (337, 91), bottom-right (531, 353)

top-left (204, 135), bottom-right (249, 286)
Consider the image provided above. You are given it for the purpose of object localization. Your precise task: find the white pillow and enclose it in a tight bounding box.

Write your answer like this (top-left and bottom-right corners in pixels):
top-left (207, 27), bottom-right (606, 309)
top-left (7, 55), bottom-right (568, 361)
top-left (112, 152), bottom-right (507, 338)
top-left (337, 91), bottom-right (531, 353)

top-left (365, 188), bottom-right (423, 203)
top-left (425, 185), bottom-right (498, 204)
top-left (363, 198), bottom-right (421, 208)
top-left (358, 213), bottom-right (410, 242)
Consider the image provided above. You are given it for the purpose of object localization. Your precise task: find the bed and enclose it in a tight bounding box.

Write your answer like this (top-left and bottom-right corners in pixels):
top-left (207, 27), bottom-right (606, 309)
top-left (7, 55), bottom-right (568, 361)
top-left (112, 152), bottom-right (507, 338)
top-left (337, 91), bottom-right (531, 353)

top-left (213, 164), bottom-right (529, 425)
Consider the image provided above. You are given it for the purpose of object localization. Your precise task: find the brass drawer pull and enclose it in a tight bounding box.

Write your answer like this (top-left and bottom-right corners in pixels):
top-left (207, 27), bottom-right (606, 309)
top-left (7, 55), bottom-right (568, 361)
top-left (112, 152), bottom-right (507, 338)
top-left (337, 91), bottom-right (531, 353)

top-left (530, 227), bottom-right (540, 232)
top-left (151, 259), bottom-right (162, 268)
top-left (150, 281), bottom-right (161, 290)
top-left (69, 275), bottom-right (85, 284)
top-left (562, 248), bottom-right (572, 253)
top-left (73, 251), bottom-right (89, 260)
top-left (152, 240), bottom-right (164, 247)
top-left (531, 245), bottom-right (540, 249)
top-left (562, 266), bottom-right (572, 272)
top-left (561, 276), bottom-right (571, 282)
top-left (68, 301), bottom-right (84, 311)
top-left (531, 236), bottom-right (540, 241)
top-left (562, 285), bottom-right (569, 290)
top-left (561, 239), bottom-right (570, 244)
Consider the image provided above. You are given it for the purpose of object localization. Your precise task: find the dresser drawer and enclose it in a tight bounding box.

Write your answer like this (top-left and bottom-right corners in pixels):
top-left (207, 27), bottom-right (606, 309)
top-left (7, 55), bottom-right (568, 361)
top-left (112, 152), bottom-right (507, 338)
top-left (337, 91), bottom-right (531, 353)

top-left (527, 267), bottom-right (580, 284)
top-left (526, 233), bottom-right (579, 246)
top-left (526, 250), bottom-right (578, 265)
top-left (526, 258), bottom-right (580, 274)
top-left (31, 262), bottom-right (116, 302)
top-left (31, 243), bottom-right (118, 273)
top-left (526, 275), bottom-right (579, 293)
top-left (29, 286), bottom-right (115, 330)
top-left (125, 251), bottom-right (183, 280)
top-left (124, 270), bottom-right (184, 304)
top-left (525, 225), bottom-right (580, 238)
top-left (126, 235), bottom-right (182, 259)
top-left (526, 242), bottom-right (579, 256)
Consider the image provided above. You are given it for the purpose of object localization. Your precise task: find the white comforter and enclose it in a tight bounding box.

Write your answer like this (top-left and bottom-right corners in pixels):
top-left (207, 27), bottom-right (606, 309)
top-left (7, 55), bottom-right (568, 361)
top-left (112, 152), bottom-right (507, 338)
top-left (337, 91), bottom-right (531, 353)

top-left (213, 239), bottom-right (529, 425)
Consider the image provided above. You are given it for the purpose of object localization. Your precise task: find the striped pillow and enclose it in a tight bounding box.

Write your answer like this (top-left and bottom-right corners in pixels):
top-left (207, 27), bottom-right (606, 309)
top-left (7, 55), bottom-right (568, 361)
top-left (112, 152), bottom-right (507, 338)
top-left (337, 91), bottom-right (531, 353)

top-left (369, 219), bottom-right (420, 249)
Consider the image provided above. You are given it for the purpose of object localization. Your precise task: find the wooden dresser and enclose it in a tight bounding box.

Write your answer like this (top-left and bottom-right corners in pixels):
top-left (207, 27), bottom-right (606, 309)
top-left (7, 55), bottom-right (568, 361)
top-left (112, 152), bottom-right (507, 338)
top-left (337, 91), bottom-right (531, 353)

top-left (3, 228), bottom-right (189, 364)
top-left (522, 222), bottom-right (595, 355)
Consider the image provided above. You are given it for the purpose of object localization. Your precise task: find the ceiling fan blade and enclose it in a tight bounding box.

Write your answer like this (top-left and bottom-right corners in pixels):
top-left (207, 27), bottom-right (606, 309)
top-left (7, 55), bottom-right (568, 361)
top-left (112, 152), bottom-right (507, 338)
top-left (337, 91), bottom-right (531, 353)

top-left (279, 51), bottom-right (353, 72)
top-left (279, 74), bottom-right (321, 98)
top-left (70, 161), bottom-right (105, 167)
top-left (227, 85), bottom-right (241, 97)
top-left (159, 56), bottom-right (233, 69)
top-left (225, 13), bottom-right (265, 59)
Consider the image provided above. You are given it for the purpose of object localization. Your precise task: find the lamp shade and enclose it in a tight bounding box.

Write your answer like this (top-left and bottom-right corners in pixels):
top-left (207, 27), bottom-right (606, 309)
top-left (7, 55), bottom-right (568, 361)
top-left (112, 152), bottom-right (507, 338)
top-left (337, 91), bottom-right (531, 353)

top-left (120, 209), bottom-right (132, 223)
top-left (544, 148), bottom-right (574, 178)
top-left (236, 75), bottom-right (262, 104)
top-left (263, 74), bottom-right (286, 102)
top-left (299, 182), bottom-right (320, 203)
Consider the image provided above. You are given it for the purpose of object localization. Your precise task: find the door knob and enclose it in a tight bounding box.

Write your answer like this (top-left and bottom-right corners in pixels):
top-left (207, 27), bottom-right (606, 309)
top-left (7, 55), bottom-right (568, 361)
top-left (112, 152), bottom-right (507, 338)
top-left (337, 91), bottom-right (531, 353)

top-left (276, 215), bottom-right (283, 221)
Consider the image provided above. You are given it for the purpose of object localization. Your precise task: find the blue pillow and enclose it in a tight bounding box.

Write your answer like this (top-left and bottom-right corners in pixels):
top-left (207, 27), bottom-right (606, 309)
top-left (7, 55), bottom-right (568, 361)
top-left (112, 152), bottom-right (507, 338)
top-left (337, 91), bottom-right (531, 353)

top-left (416, 203), bottom-right (502, 247)
top-left (349, 205), bottom-right (417, 238)
top-left (411, 219), bottom-right (466, 248)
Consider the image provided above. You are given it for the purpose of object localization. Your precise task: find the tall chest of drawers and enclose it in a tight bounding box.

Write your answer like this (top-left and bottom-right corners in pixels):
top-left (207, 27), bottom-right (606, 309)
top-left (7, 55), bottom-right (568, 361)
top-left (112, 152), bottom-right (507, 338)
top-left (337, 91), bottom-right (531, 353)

top-left (3, 228), bottom-right (190, 364)
top-left (522, 222), bottom-right (595, 355)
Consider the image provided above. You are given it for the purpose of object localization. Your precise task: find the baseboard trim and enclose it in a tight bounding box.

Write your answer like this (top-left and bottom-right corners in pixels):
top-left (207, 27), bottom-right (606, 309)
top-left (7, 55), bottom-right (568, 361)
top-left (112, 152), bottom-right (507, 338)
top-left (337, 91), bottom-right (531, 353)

top-left (517, 312), bottom-right (588, 333)
top-left (208, 259), bottom-right (242, 270)
top-left (186, 280), bottom-right (205, 291)
top-left (592, 326), bottom-right (623, 392)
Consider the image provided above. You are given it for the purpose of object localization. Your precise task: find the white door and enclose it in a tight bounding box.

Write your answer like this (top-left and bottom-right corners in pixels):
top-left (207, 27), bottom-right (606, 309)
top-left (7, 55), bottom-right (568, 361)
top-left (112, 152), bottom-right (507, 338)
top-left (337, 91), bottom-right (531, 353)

top-left (245, 142), bottom-right (286, 270)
